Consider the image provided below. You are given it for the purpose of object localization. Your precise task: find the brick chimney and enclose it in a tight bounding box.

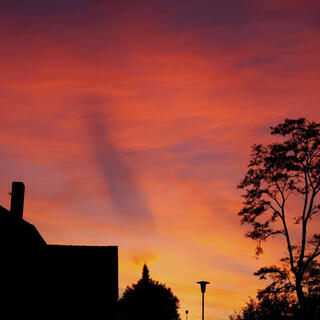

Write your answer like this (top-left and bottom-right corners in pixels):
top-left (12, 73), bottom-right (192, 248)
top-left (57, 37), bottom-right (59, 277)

top-left (10, 182), bottom-right (25, 218)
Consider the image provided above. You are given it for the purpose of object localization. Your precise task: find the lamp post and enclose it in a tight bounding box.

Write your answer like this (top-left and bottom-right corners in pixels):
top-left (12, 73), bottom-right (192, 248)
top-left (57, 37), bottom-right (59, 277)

top-left (197, 281), bottom-right (209, 320)
top-left (185, 310), bottom-right (189, 320)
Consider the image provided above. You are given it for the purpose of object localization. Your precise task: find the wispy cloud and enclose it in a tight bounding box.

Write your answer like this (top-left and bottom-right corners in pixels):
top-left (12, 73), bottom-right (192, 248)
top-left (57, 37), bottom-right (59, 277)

top-left (80, 95), bottom-right (154, 228)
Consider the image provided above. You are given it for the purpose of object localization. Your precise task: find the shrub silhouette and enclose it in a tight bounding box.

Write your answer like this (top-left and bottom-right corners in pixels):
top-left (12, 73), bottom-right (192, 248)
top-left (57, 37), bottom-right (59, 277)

top-left (118, 264), bottom-right (180, 320)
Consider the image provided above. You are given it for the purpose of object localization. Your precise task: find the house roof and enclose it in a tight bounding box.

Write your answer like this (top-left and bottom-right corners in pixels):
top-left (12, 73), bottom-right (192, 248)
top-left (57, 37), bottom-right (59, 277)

top-left (0, 205), bottom-right (47, 249)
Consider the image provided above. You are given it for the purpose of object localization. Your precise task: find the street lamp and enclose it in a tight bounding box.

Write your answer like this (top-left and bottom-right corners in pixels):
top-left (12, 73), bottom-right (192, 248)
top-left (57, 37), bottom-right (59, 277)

top-left (185, 310), bottom-right (189, 320)
top-left (197, 281), bottom-right (209, 320)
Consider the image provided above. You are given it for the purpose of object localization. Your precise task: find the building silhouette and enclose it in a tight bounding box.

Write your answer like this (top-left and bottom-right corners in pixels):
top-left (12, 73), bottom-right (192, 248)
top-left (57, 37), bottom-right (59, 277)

top-left (0, 182), bottom-right (118, 319)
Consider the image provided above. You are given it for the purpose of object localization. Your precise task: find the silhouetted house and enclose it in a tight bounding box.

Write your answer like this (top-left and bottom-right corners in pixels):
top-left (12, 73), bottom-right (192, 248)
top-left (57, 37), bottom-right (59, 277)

top-left (0, 182), bottom-right (118, 319)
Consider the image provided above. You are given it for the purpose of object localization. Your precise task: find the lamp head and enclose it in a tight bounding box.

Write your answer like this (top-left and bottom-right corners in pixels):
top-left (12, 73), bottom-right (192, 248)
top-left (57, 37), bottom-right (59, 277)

top-left (197, 281), bottom-right (210, 293)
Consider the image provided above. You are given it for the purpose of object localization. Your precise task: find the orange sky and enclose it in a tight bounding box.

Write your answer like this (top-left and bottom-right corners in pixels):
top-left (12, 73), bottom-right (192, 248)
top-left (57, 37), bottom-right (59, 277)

top-left (1, 1), bottom-right (320, 319)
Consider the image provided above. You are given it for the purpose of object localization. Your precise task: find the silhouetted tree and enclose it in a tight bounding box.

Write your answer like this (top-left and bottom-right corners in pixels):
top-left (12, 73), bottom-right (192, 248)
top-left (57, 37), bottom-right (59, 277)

top-left (229, 295), bottom-right (297, 320)
top-left (238, 118), bottom-right (320, 315)
top-left (229, 258), bottom-right (320, 319)
top-left (117, 264), bottom-right (180, 320)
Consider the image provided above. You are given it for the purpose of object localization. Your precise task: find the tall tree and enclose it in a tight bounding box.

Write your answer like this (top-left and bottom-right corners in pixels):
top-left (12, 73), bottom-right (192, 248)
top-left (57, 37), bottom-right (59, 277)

top-left (118, 264), bottom-right (180, 320)
top-left (238, 118), bottom-right (320, 313)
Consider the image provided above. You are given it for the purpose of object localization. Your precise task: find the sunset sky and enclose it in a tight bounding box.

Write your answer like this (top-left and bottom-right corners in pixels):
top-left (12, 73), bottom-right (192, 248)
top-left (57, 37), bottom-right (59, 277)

top-left (1, 1), bottom-right (320, 319)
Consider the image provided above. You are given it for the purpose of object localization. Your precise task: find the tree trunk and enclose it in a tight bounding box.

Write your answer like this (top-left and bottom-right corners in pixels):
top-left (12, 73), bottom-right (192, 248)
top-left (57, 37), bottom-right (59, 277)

top-left (295, 274), bottom-right (306, 314)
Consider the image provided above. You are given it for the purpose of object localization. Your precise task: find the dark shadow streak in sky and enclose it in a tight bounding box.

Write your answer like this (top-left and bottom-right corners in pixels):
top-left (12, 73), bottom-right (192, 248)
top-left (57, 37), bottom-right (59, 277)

top-left (83, 104), bottom-right (154, 226)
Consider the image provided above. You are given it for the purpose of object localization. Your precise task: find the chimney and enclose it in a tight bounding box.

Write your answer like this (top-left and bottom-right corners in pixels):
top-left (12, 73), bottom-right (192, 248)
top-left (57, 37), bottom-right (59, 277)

top-left (10, 182), bottom-right (25, 218)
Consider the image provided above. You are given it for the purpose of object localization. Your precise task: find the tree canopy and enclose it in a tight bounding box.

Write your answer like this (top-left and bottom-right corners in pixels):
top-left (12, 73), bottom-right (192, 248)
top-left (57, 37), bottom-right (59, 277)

top-left (117, 264), bottom-right (181, 320)
top-left (238, 118), bottom-right (320, 317)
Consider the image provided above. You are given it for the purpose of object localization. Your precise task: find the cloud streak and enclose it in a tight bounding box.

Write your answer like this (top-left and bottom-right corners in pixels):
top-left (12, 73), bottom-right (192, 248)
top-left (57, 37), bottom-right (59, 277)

top-left (81, 96), bottom-right (154, 228)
